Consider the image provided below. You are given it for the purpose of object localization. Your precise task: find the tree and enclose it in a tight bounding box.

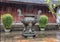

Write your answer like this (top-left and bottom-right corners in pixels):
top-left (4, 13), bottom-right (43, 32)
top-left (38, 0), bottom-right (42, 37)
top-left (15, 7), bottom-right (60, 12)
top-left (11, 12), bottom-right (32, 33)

top-left (45, 0), bottom-right (56, 18)
top-left (45, 0), bottom-right (60, 29)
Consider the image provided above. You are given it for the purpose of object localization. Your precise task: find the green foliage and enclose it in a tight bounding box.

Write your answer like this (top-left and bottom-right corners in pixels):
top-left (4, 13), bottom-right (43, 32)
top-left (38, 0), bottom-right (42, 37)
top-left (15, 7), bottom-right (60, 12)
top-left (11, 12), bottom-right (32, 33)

top-left (57, 14), bottom-right (60, 16)
top-left (38, 15), bottom-right (48, 28)
top-left (58, 0), bottom-right (60, 2)
top-left (45, 0), bottom-right (50, 4)
top-left (53, 4), bottom-right (57, 8)
top-left (1, 13), bottom-right (13, 29)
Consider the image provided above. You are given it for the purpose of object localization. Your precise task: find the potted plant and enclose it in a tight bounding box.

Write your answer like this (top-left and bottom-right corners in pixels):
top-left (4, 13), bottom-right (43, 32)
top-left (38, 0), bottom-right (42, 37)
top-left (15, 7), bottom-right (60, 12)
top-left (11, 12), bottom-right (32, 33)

top-left (1, 13), bottom-right (13, 32)
top-left (38, 15), bottom-right (48, 31)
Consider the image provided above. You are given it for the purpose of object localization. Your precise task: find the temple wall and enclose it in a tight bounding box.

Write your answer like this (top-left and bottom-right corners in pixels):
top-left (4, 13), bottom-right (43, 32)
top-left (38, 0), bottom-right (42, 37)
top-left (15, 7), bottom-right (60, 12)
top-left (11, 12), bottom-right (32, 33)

top-left (0, 2), bottom-right (56, 23)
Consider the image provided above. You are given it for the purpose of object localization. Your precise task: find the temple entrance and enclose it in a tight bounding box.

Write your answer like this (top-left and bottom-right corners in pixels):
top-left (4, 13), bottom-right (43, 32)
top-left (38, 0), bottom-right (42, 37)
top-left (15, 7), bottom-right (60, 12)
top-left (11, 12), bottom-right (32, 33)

top-left (0, 2), bottom-right (56, 23)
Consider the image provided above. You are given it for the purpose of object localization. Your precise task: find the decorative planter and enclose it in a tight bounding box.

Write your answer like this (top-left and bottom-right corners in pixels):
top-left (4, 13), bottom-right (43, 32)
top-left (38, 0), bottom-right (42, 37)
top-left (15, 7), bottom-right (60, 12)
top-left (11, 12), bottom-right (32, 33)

top-left (57, 23), bottom-right (60, 29)
top-left (5, 29), bottom-right (10, 32)
top-left (40, 28), bottom-right (45, 34)
top-left (40, 28), bottom-right (45, 31)
top-left (59, 26), bottom-right (60, 30)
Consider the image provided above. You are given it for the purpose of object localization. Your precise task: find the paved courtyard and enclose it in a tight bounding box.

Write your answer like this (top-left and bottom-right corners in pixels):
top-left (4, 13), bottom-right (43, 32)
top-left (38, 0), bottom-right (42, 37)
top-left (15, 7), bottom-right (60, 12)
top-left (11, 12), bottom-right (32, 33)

top-left (0, 31), bottom-right (60, 42)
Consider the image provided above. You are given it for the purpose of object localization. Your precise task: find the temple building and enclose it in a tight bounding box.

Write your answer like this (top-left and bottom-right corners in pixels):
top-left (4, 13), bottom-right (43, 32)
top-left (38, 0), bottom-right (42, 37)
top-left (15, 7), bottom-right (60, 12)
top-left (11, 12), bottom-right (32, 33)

top-left (0, 0), bottom-right (60, 23)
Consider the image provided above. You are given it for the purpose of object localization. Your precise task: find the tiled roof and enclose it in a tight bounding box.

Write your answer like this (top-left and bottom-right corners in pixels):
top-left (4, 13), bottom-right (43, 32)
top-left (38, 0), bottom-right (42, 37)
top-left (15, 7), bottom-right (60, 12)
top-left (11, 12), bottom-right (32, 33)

top-left (5, 0), bottom-right (60, 4)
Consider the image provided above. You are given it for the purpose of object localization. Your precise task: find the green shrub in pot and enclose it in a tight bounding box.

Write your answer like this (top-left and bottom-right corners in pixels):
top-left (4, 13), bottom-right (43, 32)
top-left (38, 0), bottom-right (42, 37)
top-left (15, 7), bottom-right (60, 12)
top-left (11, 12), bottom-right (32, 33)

top-left (38, 15), bottom-right (48, 30)
top-left (1, 13), bottom-right (13, 32)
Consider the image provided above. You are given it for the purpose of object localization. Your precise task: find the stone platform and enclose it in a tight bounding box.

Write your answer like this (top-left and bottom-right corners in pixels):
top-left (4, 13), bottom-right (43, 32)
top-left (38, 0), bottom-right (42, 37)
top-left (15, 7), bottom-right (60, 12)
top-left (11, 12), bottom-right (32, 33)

top-left (1, 31), bottom-right (60, 42)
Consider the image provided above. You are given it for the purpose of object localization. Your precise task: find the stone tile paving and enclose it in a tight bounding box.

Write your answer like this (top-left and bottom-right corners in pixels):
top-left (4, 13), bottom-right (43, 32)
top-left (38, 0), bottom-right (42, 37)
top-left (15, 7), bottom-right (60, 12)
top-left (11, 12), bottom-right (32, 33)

top-left (1, 38), bottom-right (59, 42)
top-left (0, 31), bottom-right (60, 42)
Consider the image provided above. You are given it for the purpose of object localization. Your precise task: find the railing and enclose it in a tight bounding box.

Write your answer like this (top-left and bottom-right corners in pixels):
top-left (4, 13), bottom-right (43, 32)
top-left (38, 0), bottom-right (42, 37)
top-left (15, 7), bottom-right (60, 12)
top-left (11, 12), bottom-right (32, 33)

top-left (0, 22), bottom-right (24, 26)
top-left (0, 22), bottom-right (58, 26)
top-left (35, 23), bottom-right (58, 26)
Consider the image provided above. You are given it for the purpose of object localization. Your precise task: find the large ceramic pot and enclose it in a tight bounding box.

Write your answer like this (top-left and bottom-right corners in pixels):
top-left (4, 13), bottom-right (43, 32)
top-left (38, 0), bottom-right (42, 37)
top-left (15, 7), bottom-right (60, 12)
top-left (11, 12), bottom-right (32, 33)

top-left (22, 17), bottom-right (36, 27)
top-left (22, 17), bottom-right (37, 38)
